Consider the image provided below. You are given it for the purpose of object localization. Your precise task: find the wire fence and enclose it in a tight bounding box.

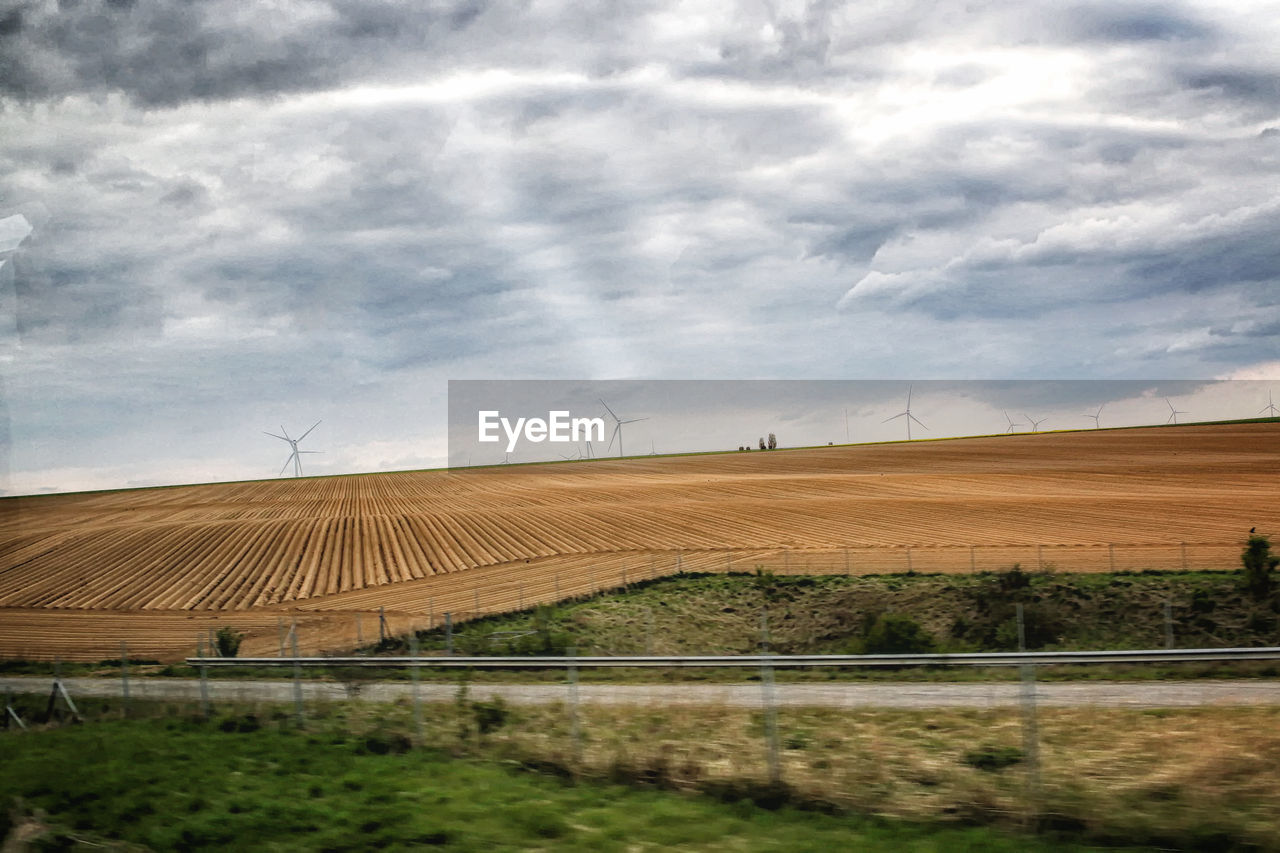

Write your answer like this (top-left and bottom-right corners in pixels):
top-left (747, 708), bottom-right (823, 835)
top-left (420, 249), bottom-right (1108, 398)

top-left (0, 541), bottom-right (1246, 662)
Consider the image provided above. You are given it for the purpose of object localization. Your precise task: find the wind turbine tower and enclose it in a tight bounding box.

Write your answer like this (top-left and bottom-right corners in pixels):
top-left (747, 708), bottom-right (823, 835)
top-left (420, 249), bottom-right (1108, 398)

top-left (883, 385), bottom-right (928, 440)
top-left (600, 399), bottom-right (648, 457)
top-left (265, 421), bottom-right (322, 477)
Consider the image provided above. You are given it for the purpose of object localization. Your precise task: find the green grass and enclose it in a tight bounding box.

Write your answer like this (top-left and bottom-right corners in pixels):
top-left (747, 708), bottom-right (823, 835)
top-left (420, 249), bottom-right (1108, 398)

top-left (0, 716), bottom-right (1138, 852)
top-left (402, 567), bottom-right (1279, 664)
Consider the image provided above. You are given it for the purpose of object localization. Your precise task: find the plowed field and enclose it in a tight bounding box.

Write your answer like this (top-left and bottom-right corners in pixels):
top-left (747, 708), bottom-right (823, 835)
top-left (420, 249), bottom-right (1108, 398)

top-left (1, 423), bottom-right (1276, 661)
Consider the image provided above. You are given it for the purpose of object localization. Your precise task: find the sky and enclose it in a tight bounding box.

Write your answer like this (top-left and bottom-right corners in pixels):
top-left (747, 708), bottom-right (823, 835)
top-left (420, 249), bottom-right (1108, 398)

top-left (1, 0), bottom-right (1278, 494)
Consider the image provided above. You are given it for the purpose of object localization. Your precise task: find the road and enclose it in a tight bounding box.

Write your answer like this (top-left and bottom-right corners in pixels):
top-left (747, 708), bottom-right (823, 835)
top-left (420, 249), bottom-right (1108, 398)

top-left (5, 677), bottom-right (1280, 709)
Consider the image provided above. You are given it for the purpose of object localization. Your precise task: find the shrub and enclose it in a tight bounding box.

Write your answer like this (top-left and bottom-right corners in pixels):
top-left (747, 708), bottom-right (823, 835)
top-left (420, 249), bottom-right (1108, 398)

top-left (214, 627), bottom-right (244, 658)
top-left (962, 746), bottom-right (1023, 772)
top-left (471, 697), bottom-right (508, 735)
top-left (859, 613), bottom-right (936, 655)
top-left (1242, 533), bottom-right (1278, 599)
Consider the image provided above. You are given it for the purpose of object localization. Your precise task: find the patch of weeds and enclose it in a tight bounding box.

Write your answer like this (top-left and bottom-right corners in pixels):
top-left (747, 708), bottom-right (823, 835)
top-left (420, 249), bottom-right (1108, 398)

top-left (962, 745), bottom-right (1024, 772)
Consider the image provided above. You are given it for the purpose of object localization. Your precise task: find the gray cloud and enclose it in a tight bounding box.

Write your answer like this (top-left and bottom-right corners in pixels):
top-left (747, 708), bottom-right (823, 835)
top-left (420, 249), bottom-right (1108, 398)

top-left (2, 0), bottom-right (1279, 493)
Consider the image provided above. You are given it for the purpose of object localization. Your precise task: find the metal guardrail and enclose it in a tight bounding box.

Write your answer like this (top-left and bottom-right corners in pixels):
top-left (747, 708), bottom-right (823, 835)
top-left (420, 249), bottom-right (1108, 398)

top-left (188, 647), bottom-right (1280, 669)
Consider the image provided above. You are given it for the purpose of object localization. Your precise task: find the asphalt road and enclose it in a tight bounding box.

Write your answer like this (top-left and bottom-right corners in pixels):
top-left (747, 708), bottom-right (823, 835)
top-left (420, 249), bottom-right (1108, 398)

top-left (5, 677), bottom-right (1280, 709)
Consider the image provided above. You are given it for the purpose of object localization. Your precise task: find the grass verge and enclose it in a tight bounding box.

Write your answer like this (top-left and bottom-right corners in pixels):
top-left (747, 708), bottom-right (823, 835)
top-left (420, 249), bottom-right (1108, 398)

top-left (4, 694), bottom-right (1277, 850)
top-left (0, 709), bottom-right (1139, 852)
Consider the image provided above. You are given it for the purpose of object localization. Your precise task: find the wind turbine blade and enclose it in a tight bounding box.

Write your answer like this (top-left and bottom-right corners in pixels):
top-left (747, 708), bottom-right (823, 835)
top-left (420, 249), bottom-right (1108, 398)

top-left (599, 399), bottom-right (619, 422)
top-left (264, 432), bottom-right (289, 442)
top-left (280, 426), bottom-right (292, 440)
top-left (298, 420), bottom-right (322, 442)
top-left (908, 414), bottom-right (929, 430)
top-left (883, 412), bottom-right (906, 423)
top-left (622, 417), bottom-right (648, 424)
top-left (607, 423), bottom-right (621, 453)
top-left (906, 384), bottom-right (913, 408)
top-left (297, 450), bottom-right (323, 454)
top-left (279, 456), bottom-right (293, 475)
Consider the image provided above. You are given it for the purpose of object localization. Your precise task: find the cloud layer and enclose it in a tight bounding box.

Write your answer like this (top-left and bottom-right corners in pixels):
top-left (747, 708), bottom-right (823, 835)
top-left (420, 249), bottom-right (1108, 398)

top-left (2, 0), bottom-right (1278, 492)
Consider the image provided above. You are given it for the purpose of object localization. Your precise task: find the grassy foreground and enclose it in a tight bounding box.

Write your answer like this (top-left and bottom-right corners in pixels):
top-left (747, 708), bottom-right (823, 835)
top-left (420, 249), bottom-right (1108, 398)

top-left (0, 714), bottom-right (1133, 853)
top-left (6, 694), bottom-right (1280, 850)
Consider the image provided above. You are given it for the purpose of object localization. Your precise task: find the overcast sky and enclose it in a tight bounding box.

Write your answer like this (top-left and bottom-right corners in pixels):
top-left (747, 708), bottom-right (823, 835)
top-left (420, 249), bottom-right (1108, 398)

top-left (1, 0), bottom-right (1278, 494)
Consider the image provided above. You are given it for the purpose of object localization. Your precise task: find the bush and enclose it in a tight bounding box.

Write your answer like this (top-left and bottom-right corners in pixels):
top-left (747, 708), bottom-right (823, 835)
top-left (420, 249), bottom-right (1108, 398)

top-left (962, 746), bottom-right (1023, 772)
top-left (858, 613), bottom-right (936, 655)
top-left (215, 627), bottom-right (244, 658)
top-left (1242, 533), bottom-right (1278, 599)
top-left (471, 697), bottom-right (508, 735)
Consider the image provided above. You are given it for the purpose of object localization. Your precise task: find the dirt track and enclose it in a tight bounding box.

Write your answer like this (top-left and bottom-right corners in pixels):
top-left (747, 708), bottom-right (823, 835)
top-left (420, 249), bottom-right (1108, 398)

top-left (1, 423), bottom-right (1276, 661)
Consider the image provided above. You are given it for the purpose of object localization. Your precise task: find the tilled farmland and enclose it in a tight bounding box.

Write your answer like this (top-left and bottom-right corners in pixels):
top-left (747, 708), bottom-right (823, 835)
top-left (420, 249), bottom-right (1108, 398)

top-left (1, 422), bottom-right (1276, 661)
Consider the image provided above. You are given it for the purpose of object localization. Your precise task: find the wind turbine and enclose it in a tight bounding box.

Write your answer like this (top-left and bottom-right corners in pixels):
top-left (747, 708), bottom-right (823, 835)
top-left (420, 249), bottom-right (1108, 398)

top-left (1084, 404), bottom-right (1104, 429)
top-left (1165, 398), bottom-right (1187, 424)
top-left (1024, 414), bottom-right (1046, 434)
top-left (1003, 410), bottom-right (1022, 434)
top-left (883, 385), bottom-right (927, 440)
top-left (1260, 390), bottom-right (1279, 418)
top-left (264, 421), bottom-right (322, 477)
top-left (600, 399), bottom-right (648, 457)
top-left (648, 439), bottom-right (657, 456)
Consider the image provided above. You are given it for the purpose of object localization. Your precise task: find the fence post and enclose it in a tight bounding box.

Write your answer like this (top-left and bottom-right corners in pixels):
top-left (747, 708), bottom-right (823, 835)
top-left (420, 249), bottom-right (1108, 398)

top-left (120, 640), bottom-right (130, 718)
top-left (567, 646), bottom-right (582, 765)
top-left (759, 609), bottom-right (781, 785)
top-left (196, 635), bottom-right (210, 719)
top-left (409, 632), bottom-right (424, 745)
top-left (1016, 603), bottom-right (1041, 820)
top-left (1164, 601), bottom-right (1175, 649)
top-left (906, 547), bottom-right (913, 573)
top-left (845, 547), bottom-right (851, 575)
top-left (379, 607), bottom-right (387, 643)
top-left (291, 626), bottom-right (304, 726)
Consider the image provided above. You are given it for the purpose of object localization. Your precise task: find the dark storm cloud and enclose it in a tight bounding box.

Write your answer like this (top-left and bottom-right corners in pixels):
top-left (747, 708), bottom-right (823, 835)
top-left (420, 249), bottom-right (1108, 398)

top-left (1056, 3), bottom-right (1213, 43)
top-left (0, 0), bottom-right (492, 106)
